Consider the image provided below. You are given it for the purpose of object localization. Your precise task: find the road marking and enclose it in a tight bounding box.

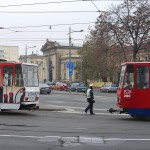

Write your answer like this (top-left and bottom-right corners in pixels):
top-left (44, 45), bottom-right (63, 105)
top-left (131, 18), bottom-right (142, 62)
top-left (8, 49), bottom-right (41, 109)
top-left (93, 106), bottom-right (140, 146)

top-left (41, 103), bottom-right (109, 111)
top-left (95, 95), bottom-right (116, 98)
top-left (63, 110), bottom-right (128, 116)
top-left (0, 135), bottom-right (150, 141)
top-left (41, 103), bottom-right (122, 115)
top-left (105, 138), bottom-right (150, 141)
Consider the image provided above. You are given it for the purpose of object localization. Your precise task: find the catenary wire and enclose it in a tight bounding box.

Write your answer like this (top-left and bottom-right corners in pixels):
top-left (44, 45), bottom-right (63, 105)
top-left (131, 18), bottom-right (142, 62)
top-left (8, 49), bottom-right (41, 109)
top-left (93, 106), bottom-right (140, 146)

top-left (9, 22), bottom-right (96, 29)
top-left (0, 0), bottom-right (123, 8)
top-left (90, 0), bottom-right (101, 14)
top-left (0, 11), bottom-right (101, 13)
top-left (0, 38), bottom-right (84, 41)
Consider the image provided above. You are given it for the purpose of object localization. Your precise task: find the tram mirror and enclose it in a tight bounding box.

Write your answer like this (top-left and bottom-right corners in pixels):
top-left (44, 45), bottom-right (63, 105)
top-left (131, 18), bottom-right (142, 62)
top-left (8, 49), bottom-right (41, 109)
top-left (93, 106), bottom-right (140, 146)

top-left (3, 73), bottom-right (8, 86)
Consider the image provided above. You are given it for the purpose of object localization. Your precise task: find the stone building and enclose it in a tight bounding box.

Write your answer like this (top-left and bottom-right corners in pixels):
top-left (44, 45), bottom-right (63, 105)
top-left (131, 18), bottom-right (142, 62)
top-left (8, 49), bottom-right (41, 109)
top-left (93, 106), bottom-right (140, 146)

top-left (40, 40), bottom-right (81, 83)
top-left (0, 45), bottom-right (19, 62)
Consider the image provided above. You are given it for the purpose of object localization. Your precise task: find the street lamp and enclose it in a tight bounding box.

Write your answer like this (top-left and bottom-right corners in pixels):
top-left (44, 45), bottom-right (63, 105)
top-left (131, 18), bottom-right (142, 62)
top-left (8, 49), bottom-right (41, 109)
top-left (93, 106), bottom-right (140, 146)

top-left (68, 27), bottom-right (83, 83)
top-left (25, 45), bottom-right (36, 63)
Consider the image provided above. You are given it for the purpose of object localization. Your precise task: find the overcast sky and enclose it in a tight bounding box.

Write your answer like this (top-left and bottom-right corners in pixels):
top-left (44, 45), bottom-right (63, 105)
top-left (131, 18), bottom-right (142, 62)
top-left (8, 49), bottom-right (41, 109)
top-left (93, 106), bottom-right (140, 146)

top-left (0, 0), bottom-right (122, 55)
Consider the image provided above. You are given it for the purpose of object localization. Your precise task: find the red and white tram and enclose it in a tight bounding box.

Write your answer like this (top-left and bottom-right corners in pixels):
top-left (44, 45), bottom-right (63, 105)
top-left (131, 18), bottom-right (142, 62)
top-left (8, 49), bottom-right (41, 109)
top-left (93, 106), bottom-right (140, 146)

top-left (0, 62), bottom-right (39, 111)
top-left (110, 62), bottom-right (150, 117)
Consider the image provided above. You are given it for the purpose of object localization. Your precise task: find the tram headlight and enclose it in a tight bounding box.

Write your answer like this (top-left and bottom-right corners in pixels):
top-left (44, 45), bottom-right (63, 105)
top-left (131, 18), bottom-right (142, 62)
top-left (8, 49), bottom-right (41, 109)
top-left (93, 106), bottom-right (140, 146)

top-left (25, 97), bottom-right (28, 101)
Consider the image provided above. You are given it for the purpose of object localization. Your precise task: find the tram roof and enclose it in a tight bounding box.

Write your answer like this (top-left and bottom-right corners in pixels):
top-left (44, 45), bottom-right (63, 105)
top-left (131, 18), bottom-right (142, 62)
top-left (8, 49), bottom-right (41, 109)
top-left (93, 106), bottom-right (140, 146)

top-left (0, 61), bottom-right (38, 66)
top-left (121, 62), bottom-right (150, 66)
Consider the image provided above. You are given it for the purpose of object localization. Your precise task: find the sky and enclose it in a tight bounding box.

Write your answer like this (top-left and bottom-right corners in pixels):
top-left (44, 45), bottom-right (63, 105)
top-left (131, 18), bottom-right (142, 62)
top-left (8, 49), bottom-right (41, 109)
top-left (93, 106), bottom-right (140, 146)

top-left (0, 0), bottom-right (123, 56)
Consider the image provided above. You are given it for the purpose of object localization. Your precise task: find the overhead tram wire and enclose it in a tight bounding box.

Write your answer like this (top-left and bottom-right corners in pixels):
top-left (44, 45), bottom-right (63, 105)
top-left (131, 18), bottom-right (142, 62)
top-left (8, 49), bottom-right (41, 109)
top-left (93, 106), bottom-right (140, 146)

top-left (9, 22), bottom-right (96, 29)
top-left (0, 32), bottom-right (17, 35)
top-left (90, 0), bottom-right (101, 15)
top-left (0, 0), bottom-right (83, 7)
top-left (0, 0), bottom-right (123, 8)
top-left (8, 20), bottom-right (117, 29)
top-left (17, 30), bottom-right (88, 33)
top-left (0, 38), bottom-right (84, 42)
top-left (0, 10), bottom-right (100, 14)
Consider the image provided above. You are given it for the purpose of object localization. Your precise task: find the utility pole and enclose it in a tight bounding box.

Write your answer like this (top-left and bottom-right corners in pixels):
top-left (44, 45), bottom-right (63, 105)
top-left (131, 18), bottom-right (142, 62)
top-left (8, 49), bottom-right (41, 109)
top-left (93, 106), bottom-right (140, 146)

top-left (80, 59), bottom-right (83, 83)
top-left (25, 45), bottom-right (36, 63)
top-left (25, 45), bottom-right (27, 63)
top-left (68, 27), bottom-right (83, 84)
top-left (69, 27), bottom-right (72, 84)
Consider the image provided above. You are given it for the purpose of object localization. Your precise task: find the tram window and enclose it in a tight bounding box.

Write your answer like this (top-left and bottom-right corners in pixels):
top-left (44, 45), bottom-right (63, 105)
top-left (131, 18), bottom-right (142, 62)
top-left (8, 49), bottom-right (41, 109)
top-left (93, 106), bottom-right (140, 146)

top-left (22, 65), bottom-right (38, 87)
top-left (3, 66), bottom-right (13, 86)
top-left (118, 66), bottom-right (126, 88)
top-left (15, 64), bottom-right (24, 87)
top-left (136, 66), bottom-right (149, 89)
top-left (123, 65), bottom-right (134, 89)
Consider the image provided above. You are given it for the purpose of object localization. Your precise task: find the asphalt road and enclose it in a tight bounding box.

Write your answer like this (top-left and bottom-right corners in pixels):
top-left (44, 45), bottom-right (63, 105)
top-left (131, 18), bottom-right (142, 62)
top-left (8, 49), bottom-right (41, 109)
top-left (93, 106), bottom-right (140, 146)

top-left (1, 90), bottom-right (150, 150)
top-left (40, 89), bottom-right (118, 113)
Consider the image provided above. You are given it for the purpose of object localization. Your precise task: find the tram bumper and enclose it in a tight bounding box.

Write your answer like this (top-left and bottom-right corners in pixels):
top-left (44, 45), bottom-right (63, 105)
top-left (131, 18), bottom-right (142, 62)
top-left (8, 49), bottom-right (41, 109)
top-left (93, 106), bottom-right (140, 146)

top-left (21, 101), bottom-right (39, 105)
top-left (20, 101), bottom-right (39, 110)
top-left (108, 108), bottom-right (127, 114)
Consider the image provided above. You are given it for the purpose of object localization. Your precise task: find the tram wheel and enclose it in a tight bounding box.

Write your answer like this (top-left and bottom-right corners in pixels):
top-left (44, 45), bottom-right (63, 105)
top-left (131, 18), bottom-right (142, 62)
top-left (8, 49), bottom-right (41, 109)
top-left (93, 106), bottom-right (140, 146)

top-left (1, 109), bottom-right (6, 112)
top-left (130, 115), bottom-right (136, 118)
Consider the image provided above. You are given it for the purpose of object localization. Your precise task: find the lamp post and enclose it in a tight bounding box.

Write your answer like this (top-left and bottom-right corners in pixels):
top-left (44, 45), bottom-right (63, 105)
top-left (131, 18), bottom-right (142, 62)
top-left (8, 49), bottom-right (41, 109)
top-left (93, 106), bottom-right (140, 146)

top-left (80, 58), bottom-right (83, 83)
top-left (25, 45), bottom-right (36, 63)
top-left (68, 27), bottom-right (83, 83)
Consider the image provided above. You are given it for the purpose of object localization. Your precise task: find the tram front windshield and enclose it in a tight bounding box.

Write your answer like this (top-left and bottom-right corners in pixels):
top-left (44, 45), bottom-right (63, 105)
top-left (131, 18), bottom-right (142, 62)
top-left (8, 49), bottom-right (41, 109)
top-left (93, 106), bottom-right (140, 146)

top-left (118, 65), bottom-right (126, 88)
top-left (22, 64), bottom-right (38, 87)
top-left (118, 65), bottom-right (134, 89)
top-left (15, 64), bottom-right (38, 87)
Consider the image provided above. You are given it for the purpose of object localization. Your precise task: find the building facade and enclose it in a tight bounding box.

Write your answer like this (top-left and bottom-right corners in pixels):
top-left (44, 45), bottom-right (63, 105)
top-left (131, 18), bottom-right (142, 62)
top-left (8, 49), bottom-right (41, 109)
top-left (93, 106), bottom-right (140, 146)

top-left (0, 45), bottom-right (19, 62)
top-left (40, 40), bottom-right (81, 83)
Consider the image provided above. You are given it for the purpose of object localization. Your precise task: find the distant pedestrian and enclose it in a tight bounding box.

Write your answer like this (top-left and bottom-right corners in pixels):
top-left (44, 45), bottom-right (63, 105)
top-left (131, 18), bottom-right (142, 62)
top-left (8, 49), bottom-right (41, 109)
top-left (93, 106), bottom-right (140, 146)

top-left (85, 84), bottom-right (95, 115)
top-left (44, 79), bottom-right (46, 84)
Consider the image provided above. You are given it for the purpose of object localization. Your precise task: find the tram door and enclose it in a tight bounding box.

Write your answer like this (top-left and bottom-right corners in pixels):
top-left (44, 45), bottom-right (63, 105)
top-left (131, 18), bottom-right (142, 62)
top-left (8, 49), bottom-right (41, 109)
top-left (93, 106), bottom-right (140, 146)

top-left (135, 65), bottom-right (150, 108)
top-left (122, 64), bottom-right (135, 107)
top-left (0, 66), bottom-right (3, 103)
top-left (3, 65), bottom-right (14, 103)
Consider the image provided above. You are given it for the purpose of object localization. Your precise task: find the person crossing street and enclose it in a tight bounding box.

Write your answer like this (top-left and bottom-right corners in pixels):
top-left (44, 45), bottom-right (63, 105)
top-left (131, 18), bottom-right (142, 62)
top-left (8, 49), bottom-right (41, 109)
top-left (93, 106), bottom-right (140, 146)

top-left (85, 84), bottom-right (95, 115)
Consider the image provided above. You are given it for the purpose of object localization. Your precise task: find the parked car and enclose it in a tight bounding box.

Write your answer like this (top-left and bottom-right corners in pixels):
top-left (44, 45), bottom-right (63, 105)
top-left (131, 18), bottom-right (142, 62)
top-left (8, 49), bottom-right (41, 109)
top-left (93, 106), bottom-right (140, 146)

top-left (59, 83), bottom-right (68, 91)
top-left (70, 83), bottom-right (87, 92)
top-left (47, 81), bottom-right (55, 87)
top-left (75, 84), bottom-right (88, 93)
top-left (100, 83), bottom-right (118, 93)
top-left (39, 84), bottom-right (51, 94)
top-left (70, 83), bottom-right (80, 92)
top-left (51, 82), bottom-right (68, 91)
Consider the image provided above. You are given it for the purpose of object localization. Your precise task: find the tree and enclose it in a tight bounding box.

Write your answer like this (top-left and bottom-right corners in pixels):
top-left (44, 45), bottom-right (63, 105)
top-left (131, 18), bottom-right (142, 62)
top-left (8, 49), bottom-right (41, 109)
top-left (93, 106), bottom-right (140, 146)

top-left (77, 40), bottom-right (97, 82)
top-left (77, 0), bottom-right (150, 82)
top-left (109, 0), bottom-right (150, 61)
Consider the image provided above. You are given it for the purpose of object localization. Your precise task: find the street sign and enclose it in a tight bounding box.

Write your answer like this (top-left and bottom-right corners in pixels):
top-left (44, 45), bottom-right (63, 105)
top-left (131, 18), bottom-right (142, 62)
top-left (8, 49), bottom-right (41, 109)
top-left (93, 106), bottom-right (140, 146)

top-left (69, 68), bottom-right (73, 76)
top-left (67, 61), bottom-right (74, 69)
top-left (67, 62), bottom-right (74, 76)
